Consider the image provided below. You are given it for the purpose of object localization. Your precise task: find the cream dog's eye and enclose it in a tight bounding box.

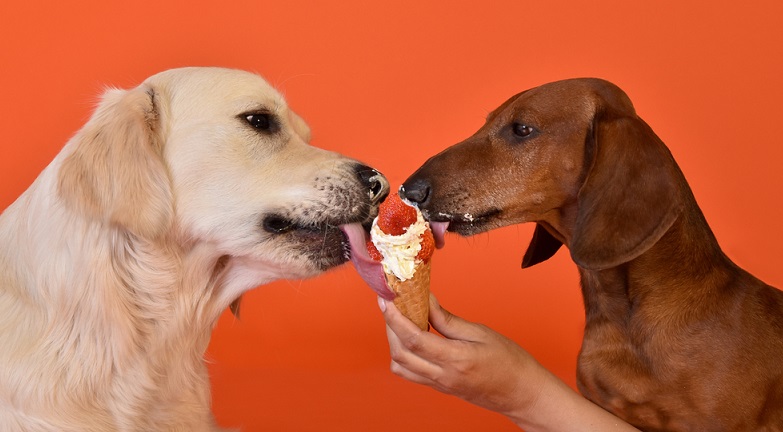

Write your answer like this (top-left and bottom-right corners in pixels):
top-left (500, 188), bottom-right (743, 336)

top-left (243, 112), bottom-right (278, 133)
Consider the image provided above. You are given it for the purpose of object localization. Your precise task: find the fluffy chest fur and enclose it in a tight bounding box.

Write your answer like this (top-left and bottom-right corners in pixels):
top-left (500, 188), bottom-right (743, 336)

top-left (0, 178), bottom-right (226, 431)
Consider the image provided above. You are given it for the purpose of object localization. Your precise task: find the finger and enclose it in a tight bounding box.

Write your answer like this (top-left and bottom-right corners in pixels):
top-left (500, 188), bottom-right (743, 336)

top-left (380, 296), bottom-right (424, 337)
top-left (380, 297), bottom-right (459, 365)
top-left (385, 321), bottom-right (442, 378)
top-left (382, 299), bottom-right (442, 375)
top-left (388, 358), bottom-right (440, 388)
top-left (428, 293), bottom-right (485, 341)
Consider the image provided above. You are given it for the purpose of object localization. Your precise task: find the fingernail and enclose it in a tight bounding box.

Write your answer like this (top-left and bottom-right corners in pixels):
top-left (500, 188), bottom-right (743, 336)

top-left (377, 296), bottom-right (386, 312)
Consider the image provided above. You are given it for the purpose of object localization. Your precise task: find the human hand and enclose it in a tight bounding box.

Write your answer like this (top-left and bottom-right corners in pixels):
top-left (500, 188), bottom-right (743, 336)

top-left (379, 294), bottom-right (640, 432)
top-left (378, 293), bottom-right (547, 418)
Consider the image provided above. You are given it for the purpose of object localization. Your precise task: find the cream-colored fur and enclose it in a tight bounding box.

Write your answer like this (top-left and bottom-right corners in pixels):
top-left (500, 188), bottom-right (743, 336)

top-left (0, 67), bottom-right (385, 431)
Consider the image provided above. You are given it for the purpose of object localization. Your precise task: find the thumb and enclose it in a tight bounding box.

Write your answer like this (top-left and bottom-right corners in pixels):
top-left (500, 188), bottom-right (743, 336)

top-left (428, 293), bottom-right (483, 341)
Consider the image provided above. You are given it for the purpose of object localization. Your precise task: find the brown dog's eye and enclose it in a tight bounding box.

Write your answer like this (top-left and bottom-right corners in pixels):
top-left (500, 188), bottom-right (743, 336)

top-left (512, 123), bottom-right (535, 138)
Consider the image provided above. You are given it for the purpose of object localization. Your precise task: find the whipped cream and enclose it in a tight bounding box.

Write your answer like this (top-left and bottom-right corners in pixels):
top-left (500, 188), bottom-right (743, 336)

top-left (370, 207), bottom-right (429, 281)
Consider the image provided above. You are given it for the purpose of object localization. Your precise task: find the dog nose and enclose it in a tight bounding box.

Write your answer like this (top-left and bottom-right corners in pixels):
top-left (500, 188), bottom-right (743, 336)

top-left (355, 164), bottom-right (389, 205)
top-left (401, 178), bottom-right (430, 205)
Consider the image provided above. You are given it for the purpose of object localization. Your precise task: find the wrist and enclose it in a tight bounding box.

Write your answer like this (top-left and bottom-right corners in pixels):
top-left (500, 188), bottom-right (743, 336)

top-left (505, 370), bottom-right (639, 432)
top-left (500, 361), bottom-right (553, 429)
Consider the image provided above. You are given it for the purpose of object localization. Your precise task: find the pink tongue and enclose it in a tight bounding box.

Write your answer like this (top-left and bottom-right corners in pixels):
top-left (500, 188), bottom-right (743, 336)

top-left (340, 223), bottom-right (396, 300)
top-left (430, 221), bottom-right (449, 249)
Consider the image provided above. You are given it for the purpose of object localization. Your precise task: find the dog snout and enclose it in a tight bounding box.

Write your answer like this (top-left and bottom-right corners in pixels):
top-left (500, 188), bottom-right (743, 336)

top-left (355, 164), bottom-right (389, 205)
top-left (401, 178), bottom-right (431, 206)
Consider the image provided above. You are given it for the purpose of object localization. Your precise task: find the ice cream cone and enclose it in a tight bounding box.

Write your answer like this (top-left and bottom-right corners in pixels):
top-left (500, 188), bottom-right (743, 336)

top-left (387, 261), bottom-right (430, 331)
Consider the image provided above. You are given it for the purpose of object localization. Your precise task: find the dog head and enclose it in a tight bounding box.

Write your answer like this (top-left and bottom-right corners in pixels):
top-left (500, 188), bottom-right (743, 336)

top-left (402, 78), bottom-right (684, 271)
top-left (58, 67), bottom-right (389, 289)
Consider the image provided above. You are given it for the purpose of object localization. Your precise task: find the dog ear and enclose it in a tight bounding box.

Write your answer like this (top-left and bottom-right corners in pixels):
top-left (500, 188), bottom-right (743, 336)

top-left (229, 296), bottom-right (243, 319)
top-left (570, 113), bottom-right (683, 270)
top-left (58, 85), bottom-right (173, 240)
top-left (522, 224), bottom-right (563, 268)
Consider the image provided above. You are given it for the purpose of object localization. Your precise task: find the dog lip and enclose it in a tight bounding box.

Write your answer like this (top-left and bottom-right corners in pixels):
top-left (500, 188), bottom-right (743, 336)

top-left (424, 208), bottom-right (501, 237)
top-left (420, 208), bottom-right (498, 248)
top-left (422, 208), bottom-right (501, 225)
top-left (262, 214), bottom-right (296, 234)
top-left (421, 212), bottom-right (451, 223)
top-left (262, 212), bottom-right (371, 235)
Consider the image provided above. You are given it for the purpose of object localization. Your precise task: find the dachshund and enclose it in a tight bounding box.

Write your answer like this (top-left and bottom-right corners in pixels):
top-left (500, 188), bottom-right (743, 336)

top-left (402, 78), bottom-right (783, 431)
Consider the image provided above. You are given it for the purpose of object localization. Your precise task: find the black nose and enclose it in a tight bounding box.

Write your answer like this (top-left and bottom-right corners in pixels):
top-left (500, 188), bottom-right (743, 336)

top-left (355, 164), bottom-right (390, 205)
top-left (401, 178), bottom-right (431, 205)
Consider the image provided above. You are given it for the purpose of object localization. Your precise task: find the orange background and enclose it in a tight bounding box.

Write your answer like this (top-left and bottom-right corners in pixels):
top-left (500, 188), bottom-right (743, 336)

top-left (2, 1), bottom-right (782, 430)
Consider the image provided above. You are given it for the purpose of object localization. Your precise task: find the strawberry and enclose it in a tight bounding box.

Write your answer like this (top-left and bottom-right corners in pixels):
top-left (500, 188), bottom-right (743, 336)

top-left (368, 189), bottom-right (436, 264)
top-left (367, 229), bottom-right (434, 263)
top-left (377, 192), bottom-right (417, 235)
top-left (416, 228), bottom-right (435, 262)
top-left (367, 239), bottom-right (383, 262)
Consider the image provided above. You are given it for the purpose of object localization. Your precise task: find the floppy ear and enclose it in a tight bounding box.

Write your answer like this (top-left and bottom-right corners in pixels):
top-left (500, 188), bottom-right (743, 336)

top-left (58, 85), bottom-right (172, 240)
top-left (521, 224), bottom-right (563, 268)
top-left (229, 296), bottom-right (243, 319)
top-left (570, 113), bottom-right (683, 270)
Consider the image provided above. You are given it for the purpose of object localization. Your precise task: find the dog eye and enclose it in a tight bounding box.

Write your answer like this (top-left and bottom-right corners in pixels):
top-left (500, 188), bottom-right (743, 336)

top-left (512, 123), bottom-right (535, 138)
top-left (243, 112), bottom-right (278, 133)
top-left (246, 113), bottom-right (270, 130)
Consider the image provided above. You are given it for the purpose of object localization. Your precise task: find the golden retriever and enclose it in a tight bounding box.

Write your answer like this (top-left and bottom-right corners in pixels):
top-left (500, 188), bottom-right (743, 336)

top-left (0, 67), bottom-right (389, 431)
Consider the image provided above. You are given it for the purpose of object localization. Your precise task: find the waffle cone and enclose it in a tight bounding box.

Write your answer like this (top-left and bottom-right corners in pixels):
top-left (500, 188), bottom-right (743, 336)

top-left (387, 261), bottom-right (431, 331)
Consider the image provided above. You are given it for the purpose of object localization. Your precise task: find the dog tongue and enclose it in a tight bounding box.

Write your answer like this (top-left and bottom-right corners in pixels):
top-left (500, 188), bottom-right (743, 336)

top-left (341, 223), bottom-right (396, 300)
top-left (430, 221), bottom-right (449, 249)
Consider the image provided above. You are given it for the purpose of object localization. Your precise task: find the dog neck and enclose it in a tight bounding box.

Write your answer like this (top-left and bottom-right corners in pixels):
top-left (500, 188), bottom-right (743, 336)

top-left (0, 178), bottom-right (240, 425)
top-left (575, 193), bottom-right (735, 326)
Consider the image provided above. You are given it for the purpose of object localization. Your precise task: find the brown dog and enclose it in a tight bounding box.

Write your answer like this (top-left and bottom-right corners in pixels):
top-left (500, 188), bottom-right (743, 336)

top-left (402, 78), bottom-right (783, 431)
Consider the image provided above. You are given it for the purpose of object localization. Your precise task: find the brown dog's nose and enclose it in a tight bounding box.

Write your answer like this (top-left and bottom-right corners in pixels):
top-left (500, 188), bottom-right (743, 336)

top-left (401, 178), bottom-right (430, 205)
top-left (355, 164), bottom-right (389, 205)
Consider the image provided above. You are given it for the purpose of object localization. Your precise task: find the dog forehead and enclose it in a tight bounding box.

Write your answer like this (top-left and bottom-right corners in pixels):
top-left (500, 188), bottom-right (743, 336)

top-left (148, 67), bottom-right (287, 116)
top-left (494, 78), bottom-right (635, 126)
top-left (533, 78), bottom-right (635, 117)
top-left (510, 80), bottom-right (598, 122)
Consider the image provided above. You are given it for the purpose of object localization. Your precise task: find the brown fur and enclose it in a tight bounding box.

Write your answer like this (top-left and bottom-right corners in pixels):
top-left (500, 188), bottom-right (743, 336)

top-left (402, 78), bottom-right (783, 431)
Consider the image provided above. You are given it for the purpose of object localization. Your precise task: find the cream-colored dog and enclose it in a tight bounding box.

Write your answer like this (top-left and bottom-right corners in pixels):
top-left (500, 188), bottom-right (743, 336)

top-left (0, 67), bottom-right (389, 431)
